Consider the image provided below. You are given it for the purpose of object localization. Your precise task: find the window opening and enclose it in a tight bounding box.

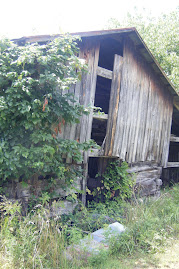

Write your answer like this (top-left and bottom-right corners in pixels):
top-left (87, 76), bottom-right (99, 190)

top-left (91, 118), bottom-right (107, 146)
top-left (94, 76), bottom-right (111, 114)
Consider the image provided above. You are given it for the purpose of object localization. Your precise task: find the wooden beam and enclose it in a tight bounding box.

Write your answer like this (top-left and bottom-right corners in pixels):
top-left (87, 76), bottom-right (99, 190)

top-left (97, 66), bottom-right (113, 80)
top-left (93, 113), bottom-right (108, 120)
top-left (167, 162), bottom-right (179, 168)
top-left (170, 136), bottom-right (179, 142)
top-left (127, 164), bottom-right (159, 173)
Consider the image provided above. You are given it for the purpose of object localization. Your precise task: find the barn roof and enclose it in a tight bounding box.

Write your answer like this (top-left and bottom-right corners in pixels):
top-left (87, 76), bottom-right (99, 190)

top-left (13, 28), bottom-right (179, 129)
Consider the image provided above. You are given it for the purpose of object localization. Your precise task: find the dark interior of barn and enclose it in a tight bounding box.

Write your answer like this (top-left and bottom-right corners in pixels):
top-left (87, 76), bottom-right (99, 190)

top-left (91, 37), bottom-right (123, 146)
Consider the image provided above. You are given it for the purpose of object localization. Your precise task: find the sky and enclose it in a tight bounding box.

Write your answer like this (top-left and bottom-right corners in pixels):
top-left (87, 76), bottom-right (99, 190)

top-left (0, 0), bottom-right (178, 39)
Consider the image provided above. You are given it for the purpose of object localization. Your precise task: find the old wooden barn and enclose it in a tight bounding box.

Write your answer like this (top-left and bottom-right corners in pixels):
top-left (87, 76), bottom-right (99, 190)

top-left (15, 28), bottom-right (179, 204)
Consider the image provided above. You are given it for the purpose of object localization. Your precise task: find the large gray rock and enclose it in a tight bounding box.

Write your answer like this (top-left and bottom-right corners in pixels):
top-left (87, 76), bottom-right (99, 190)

top-left (65, 222), bottom-right (125, 260)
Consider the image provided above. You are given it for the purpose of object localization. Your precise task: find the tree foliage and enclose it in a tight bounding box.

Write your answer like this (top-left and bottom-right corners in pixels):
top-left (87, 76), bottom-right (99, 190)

top-left (0, 36), bottom-right (94, 184)
top-left (107, 8), bottom-right (179, 91)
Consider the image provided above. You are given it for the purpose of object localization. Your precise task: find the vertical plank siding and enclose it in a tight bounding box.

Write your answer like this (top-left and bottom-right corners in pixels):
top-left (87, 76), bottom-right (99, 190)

top-left (78, 40), bottom-right (100, 147)
top-left (58, 39), bottom-right (100, 164)
top-left (116, 38), bottom-right (173, 166)
top-left (58, 36), bottom-right (173, 169)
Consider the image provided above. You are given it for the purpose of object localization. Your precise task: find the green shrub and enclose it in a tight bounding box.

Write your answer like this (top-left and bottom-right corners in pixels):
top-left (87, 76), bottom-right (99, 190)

top-left (0, 36), bottom-right (96, 189)
top-left (92, 161), bottom-right (134, 202)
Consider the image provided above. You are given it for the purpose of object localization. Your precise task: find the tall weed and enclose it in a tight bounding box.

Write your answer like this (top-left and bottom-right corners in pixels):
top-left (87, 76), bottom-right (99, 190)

top-left (0, 198), bottom-right (68, 269)
top-left (108, 184), bottom-right (179, 256)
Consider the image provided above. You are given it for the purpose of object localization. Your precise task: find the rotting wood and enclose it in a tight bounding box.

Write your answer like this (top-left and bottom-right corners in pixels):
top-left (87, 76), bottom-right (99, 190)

top-left (96, 66), bottom-right (113, 80)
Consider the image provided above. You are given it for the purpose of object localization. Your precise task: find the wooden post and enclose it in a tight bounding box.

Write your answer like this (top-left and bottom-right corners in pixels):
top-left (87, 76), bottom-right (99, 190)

top-left (82, 152), bottom-right (88, 206)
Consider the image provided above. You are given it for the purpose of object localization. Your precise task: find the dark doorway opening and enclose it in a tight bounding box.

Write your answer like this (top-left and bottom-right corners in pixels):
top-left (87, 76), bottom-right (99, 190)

top-left (87, 157), bottom-right (101, 202)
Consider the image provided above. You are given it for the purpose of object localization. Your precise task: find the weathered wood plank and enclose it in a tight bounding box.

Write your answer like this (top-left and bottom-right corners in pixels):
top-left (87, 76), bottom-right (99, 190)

top-left (126, 53), bottom-right (140, 163)
top-left (96, 66), bottom-right (113, 80)
top-left (127, 164), bottom-right (159, 173)
top-left (114, 37), bottom-right (173, 166)
top-left (162, 92), bottom-right (173, 167)
top-left (170, 136), bottom-right (179, 142)
top-left (155, 84), bottom-right (164, 163)
top-left (131, 62), bottom-right (145, 163)
top-left (119, 48), bottom-right (135, 160)
top-left (104, 54), bottom-right (123, 156)
top-left (135, 70), bottom-right (148, 161)
top-left (79, 41), bottom-right (100, 145)
top-left (79, 40), bottom-right (100, 204)
top-left (167, 162), bottom-right (179, 168)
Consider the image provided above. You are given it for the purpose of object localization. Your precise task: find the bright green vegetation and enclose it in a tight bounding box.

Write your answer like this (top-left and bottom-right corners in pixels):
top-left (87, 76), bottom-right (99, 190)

top-left (91, 161), bottom-right (134, 202)
top-left (0, 184), bottom-right (178, 268)
top-left (0, 36), bottom-right (95, 189)
top-left (107, 8), bottom-right (179, 91)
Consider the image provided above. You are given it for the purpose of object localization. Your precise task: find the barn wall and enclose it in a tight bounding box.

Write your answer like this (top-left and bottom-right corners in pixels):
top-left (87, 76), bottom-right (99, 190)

top-left (114, 37), bottom-right (173, 167)
top-left (58, 39), bottom-right (100, 163)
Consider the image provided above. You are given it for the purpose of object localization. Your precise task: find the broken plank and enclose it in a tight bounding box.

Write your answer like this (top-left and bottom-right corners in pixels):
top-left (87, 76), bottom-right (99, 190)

top-left (97, 66), bottom-right (113, 80)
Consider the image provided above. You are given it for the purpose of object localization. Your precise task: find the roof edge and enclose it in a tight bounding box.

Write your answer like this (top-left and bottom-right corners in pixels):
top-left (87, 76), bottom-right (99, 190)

top-left (12, 27), bottom-right (178, 101)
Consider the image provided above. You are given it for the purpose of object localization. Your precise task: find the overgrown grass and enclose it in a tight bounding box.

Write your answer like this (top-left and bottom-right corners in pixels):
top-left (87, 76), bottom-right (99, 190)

top-left (0, 184), bottom-right (178, 268)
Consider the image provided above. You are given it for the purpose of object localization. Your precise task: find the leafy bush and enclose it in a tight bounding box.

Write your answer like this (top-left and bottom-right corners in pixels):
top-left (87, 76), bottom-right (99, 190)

top-left (0, 36), bottom-right (95, 188)
top-left (92, 161), bottom-right (134, 202)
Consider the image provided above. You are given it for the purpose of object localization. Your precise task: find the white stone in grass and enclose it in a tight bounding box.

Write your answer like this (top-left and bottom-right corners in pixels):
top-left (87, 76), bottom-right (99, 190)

top-left (65, 222), bottom-right (125, 259)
